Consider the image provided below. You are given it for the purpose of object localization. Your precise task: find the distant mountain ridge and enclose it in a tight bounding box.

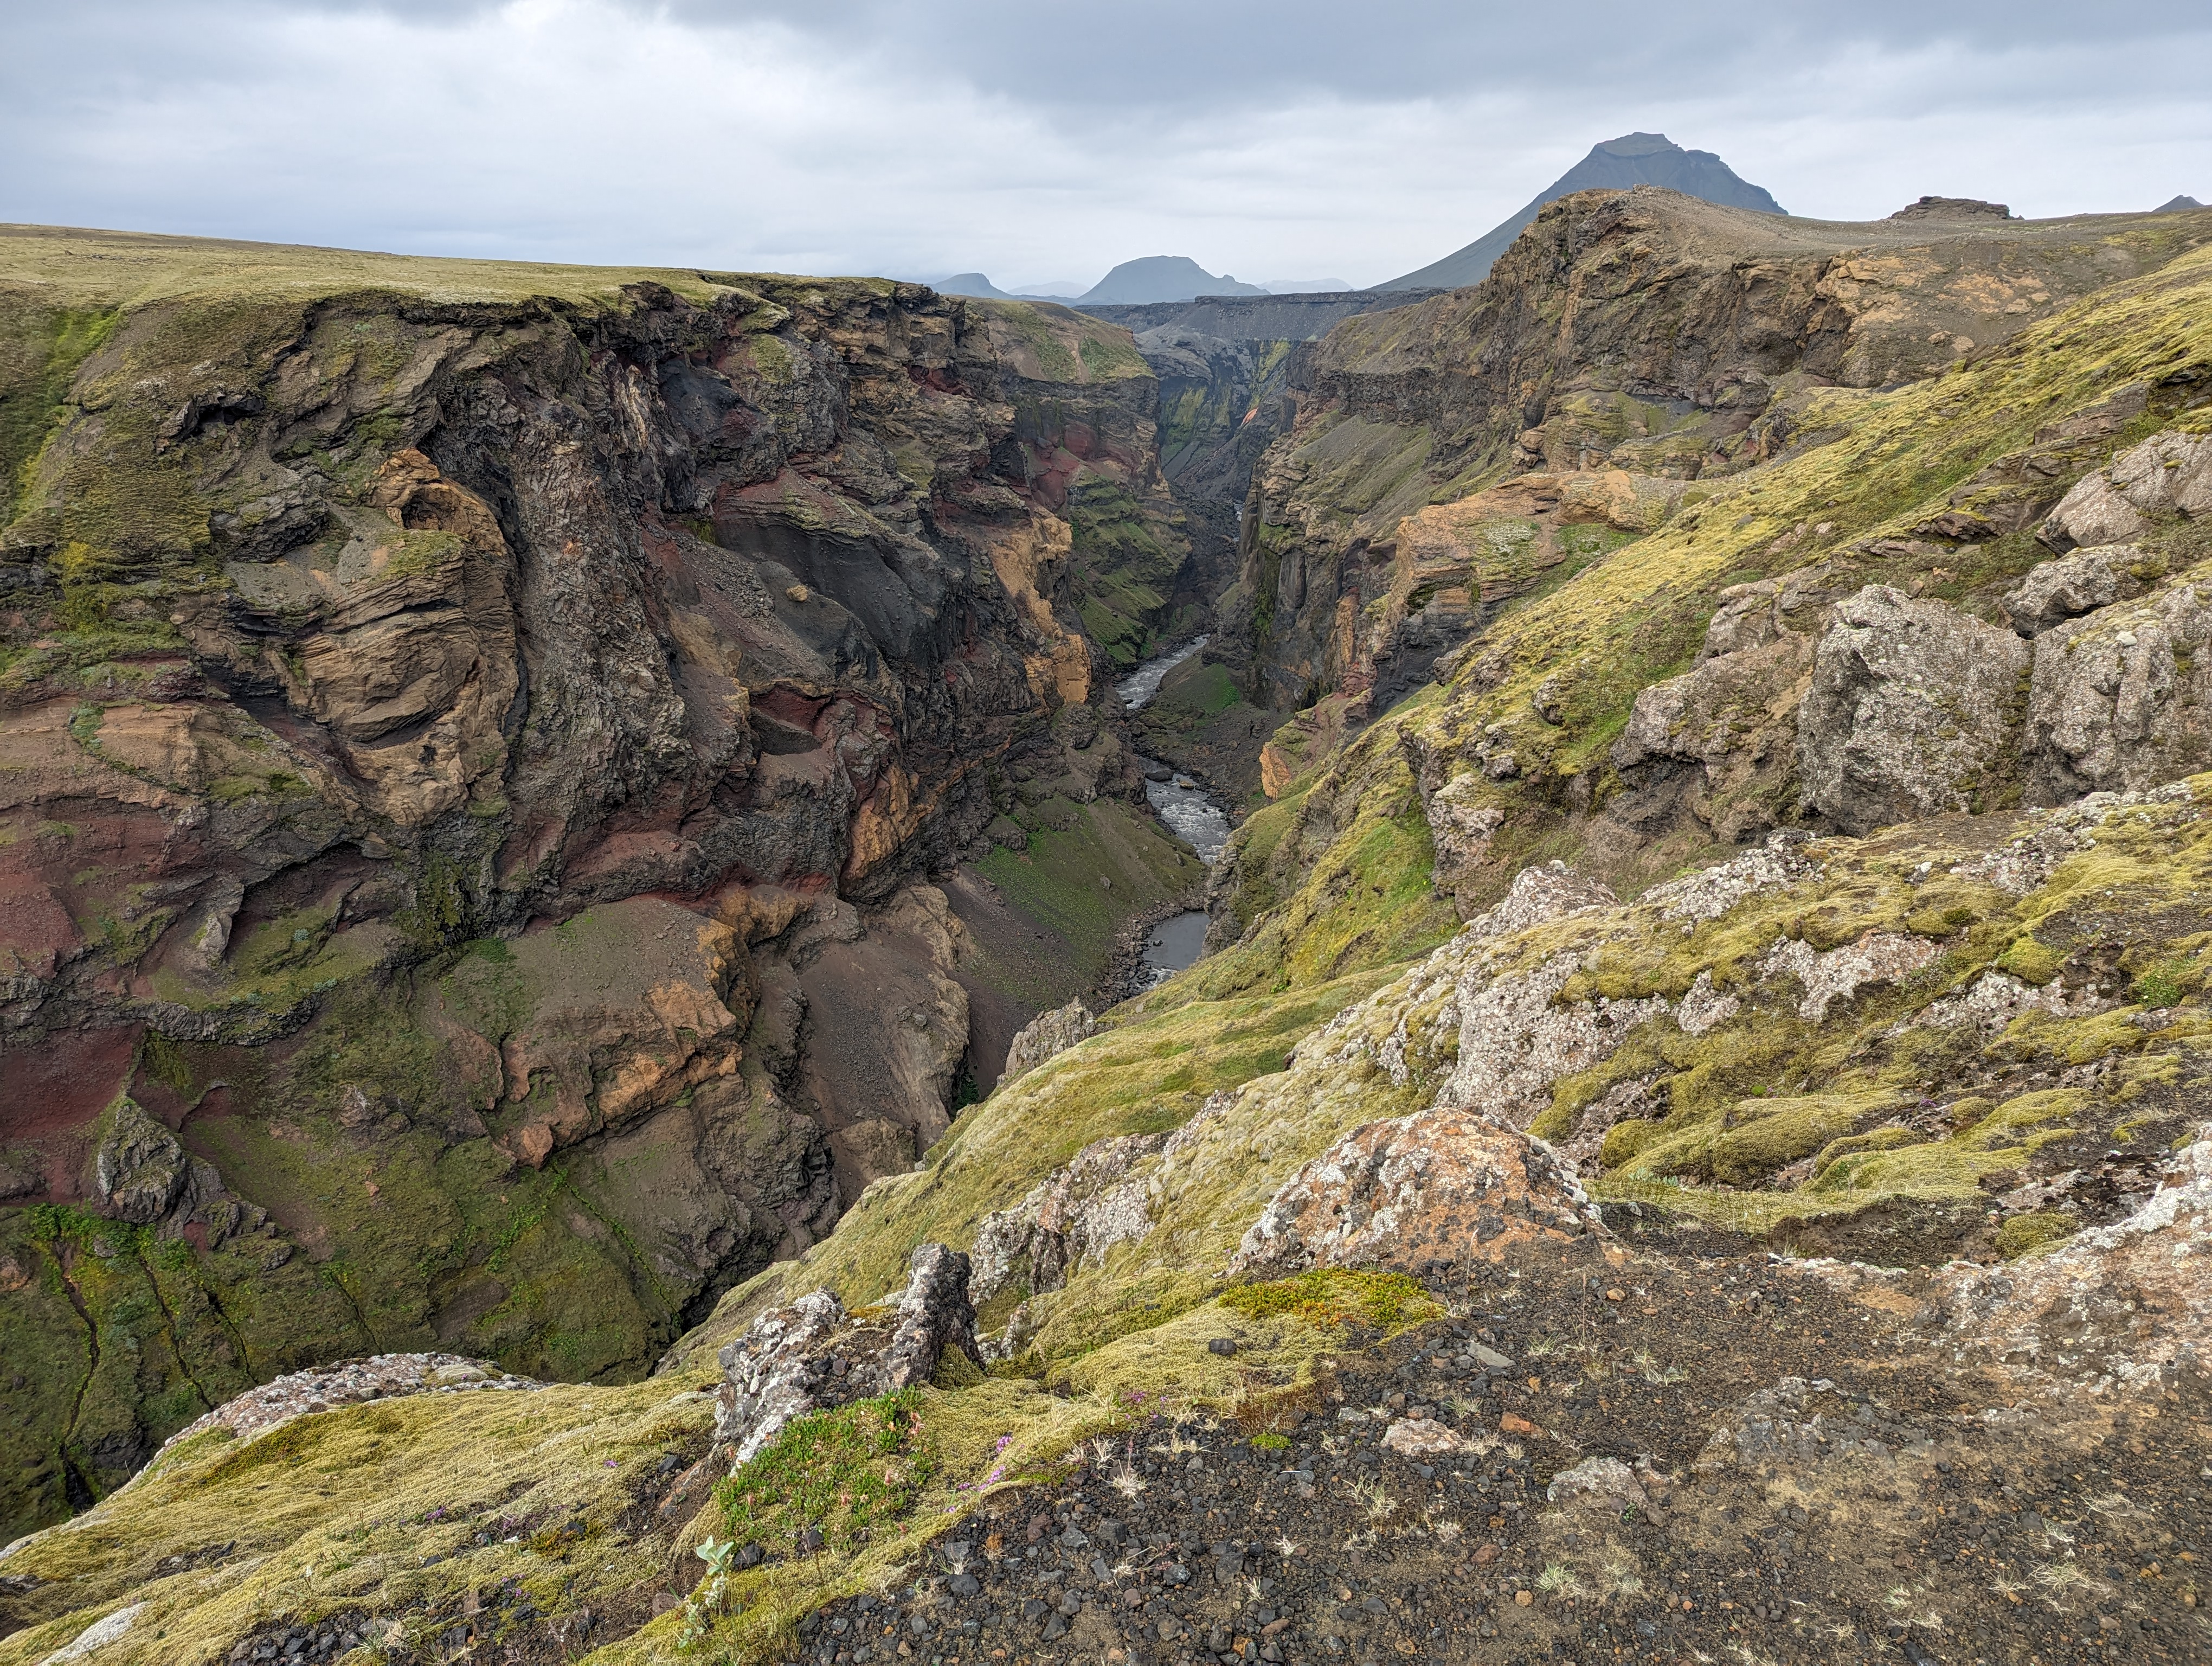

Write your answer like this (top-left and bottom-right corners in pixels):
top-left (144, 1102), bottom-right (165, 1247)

top-left (1382, 131), bottom-right (1785, 291)
top-left (931, 262), bottom-right (1271, 304)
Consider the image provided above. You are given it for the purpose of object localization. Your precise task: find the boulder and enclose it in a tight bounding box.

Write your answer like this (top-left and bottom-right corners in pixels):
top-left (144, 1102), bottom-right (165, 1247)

top-left (1464, 861), bottom-right (1617, 942)
top-left (1795, 585), bottom-right (2029, 834)
top-left (1228, 1107), bottom-right (1602, 1280)
top-left (1930, 1119), bottom-right (2212, 1392)
top-left (1381, 1415), bottom-right (1469, 1458)
top-left (2041, 429), bottom-right (2212, 550)
top-left (1422, 772), bottom-right (1506, 897)
top-left (712, 1289), bottom-right (850, 1468)
top-left (1438, 952), bottom-right (1669, 1127)
top-left (1544, 1456), bottom-right (1650, 1513)
top-left (1001, 998), bottom-right (1098, 1082)
top-left (2001, 544), bottom-right (2146, 635)
top-left (92, 1099), bottom-right (188, 1226)
top-left (2023, 565), bottom-right (2212, 801)
top-left (969, 1132), bottom-right (1164, 1305)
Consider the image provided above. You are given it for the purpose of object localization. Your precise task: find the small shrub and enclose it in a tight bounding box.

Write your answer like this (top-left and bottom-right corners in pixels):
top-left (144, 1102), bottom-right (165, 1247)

top-left (713, 1389), bottom-right (937, 1556)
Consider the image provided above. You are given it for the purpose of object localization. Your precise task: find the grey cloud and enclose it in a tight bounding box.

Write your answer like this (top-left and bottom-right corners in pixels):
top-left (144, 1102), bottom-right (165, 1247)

top-left (2, 1), bottom-right (2207, 286)
top-left (641, 0), bottom-right (2212, 106)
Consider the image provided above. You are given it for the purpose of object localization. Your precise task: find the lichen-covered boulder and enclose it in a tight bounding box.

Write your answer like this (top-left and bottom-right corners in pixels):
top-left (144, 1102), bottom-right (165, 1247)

top-left (712, 1289), bottom-right (851, 1466)
top-left (1929, 1120), bottom-right (2212, 1392)
top-left (2023, 564), bottom-right (2212, 801)
top-left (2001, 543), bottom-right (2147, 635)
top-left (968, 1132), bottom-right (1163, 1305)
top-left (1795, 585), bottom-right (2029, 834)
top-left (1228, 1107), bottom-right (1602, 1280)
top-left (713, 1244), bottom-right (981, 1466)
top-left (2041, 429), bottom-right (2212, 550)
top-left (1001, 998), bottom-right (1097, 1082)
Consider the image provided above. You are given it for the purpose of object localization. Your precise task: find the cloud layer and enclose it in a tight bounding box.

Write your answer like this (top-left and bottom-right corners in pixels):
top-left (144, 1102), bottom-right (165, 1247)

top-left (6, 0), bottom-right (2209, 289)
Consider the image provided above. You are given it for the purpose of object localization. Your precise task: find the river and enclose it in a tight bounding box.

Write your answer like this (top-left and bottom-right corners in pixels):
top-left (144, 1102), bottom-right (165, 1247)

top-left (1118, 636), bottom-right (1234, 985)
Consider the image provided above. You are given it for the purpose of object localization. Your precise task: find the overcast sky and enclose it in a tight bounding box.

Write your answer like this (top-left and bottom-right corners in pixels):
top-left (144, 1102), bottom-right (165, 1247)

top-left (5, 0), bottom-right (2209, 290)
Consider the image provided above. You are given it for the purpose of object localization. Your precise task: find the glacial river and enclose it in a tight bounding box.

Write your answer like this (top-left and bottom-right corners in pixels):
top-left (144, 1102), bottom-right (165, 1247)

top-left (1118, 637), bottom-right (1232, 984)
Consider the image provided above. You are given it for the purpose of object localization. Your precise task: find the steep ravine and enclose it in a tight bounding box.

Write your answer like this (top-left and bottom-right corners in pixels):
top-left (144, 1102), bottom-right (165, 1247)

top-left (1230, 188), bottom-right (2212, 729)
top-left (7, 197), bottom-right (2212, 1666)
top-left (0, 227), bottom-right (1208, 1537)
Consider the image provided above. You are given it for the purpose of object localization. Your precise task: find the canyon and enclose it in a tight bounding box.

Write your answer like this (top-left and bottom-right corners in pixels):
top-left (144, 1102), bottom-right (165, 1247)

top-left (2, 179), bottom-right (2211, 1666)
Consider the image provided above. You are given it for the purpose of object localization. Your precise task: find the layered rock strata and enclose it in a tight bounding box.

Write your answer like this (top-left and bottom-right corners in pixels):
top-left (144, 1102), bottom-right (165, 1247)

top-left (0, 232), bottom-right (1189, 1535)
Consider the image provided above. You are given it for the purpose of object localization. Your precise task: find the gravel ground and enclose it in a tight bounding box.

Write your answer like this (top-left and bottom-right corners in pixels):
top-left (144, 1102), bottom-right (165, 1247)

top-left (769, 1239), bottom-right (2212, 1666)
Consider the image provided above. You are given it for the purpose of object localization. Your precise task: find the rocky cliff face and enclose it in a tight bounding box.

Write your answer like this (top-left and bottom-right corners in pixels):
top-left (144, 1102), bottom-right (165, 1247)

top-left (1231, 188), bottom-right (2212, 721)
top-left (7, 219), bottom-right (2212, 1666)
top-left (0, 229), bottom-right (1195, 1536)
top-left (1094, 292), bottom-right (1439, 637)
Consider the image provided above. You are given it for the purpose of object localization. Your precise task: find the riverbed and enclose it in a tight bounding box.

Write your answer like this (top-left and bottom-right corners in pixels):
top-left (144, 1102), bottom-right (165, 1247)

top-left (1139, 909), bottom-right (1210, 985)
top-left (1114, 633), bottom-right (1210, 712)
top-left (1117, 637), bottom-right (1238, 987)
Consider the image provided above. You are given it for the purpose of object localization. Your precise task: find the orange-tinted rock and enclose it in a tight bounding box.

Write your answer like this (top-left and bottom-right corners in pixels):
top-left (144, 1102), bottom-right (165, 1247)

top-left (1229, 1106), bottom-right (1602, 1279)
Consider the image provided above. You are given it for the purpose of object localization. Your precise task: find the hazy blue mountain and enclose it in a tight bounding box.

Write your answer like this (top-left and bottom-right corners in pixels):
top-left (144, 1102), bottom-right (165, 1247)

top-left (2157, 195), bottom-right (2205, 213)
top-left (935, 272), bottom-right (1017, 299)
top-left (1382, 132), bottom-right (1785, 291)
top-left (1261, 277), bottom-right (1355, 293)
top-left (1078, 256), bottom-right (1268, 304)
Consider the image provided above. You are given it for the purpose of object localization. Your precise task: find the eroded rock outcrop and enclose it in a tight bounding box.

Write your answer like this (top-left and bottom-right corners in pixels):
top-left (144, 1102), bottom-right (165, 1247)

top-left (1930, 1120), bottom-right (2212, 1393)
top-left (2041, 428), bottom-right (2212, 550)
top-left (1234, 190), bottom-right (2202, 714)
top-left (968, 1131), bottom-right (1161, 1307)
top-left (1000, 999), bottom-right (1098, 1083)
top-left (713, 1244), bottom-right (981, 1466)
top-left (157, 1354), bottom-right (539, 1457)
top-left (2023, 561), bottom-right (2212, 800)
top-left (1229, 1107), bottom-right (1600, 1279)
top-left (0, 234), bottom-right (1196, 1533)
top-left (1796, 585), bottom-right (2029, 833)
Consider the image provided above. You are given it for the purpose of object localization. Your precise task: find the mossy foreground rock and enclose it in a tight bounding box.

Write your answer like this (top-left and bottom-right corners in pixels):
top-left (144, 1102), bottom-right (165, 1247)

top-left (1229, 1106), bottom-right (1602, 1277)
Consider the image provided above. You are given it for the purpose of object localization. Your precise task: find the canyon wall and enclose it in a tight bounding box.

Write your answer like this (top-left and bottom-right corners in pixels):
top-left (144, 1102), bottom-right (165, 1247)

top-left (1230, 188), bottom-right (2212, 723)
top-left (0, 230), bottom-right (1192, 1534)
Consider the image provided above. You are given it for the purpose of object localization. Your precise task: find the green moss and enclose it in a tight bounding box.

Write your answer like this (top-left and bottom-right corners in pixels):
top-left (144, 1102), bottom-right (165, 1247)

top-left (1996, 1210), bottom-right (2077, 1259)
top-left (1220, 1269), bottom-right (1437, 1331)
top-left (1193, 746), bottom-right (1456, 1001)
top-left (1809, 1125), bottom-right (1927, 1180)
top-left (1997, 934), bottom-right (2065, 985)
top-left (1630, 1089), bottom-right (1898, 1186)
top-left (0, 306), bottom-right (120, 519)
top-left (1063, 479), bottom-right (1184, 668)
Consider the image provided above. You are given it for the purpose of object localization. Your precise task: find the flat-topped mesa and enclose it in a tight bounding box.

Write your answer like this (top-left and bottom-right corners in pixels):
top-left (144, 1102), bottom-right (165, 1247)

top-left (1889, 195), bottom-right (2014, 221)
